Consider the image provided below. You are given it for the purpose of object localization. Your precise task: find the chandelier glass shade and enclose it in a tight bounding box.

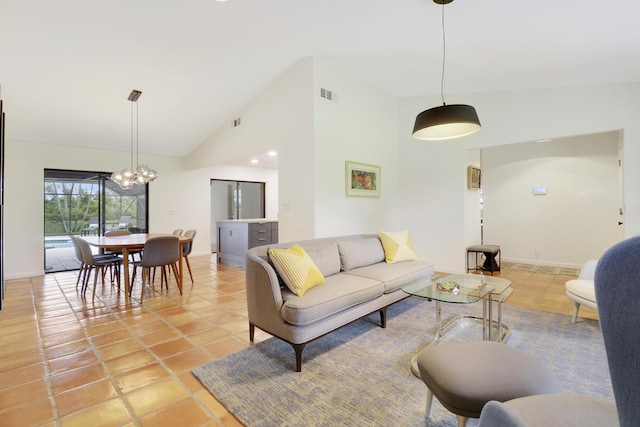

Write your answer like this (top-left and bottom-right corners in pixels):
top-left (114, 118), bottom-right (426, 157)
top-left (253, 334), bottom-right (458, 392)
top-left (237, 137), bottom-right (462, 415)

top-left (412, 0), bottom-right (481, 141)
top-left (111, 90), bottom-right (158, 189)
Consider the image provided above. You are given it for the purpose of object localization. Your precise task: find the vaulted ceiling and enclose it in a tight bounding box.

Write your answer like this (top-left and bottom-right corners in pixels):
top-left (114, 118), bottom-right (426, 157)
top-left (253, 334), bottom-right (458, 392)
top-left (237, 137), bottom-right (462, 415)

top-left (1, 0), bottom-right (639, 159)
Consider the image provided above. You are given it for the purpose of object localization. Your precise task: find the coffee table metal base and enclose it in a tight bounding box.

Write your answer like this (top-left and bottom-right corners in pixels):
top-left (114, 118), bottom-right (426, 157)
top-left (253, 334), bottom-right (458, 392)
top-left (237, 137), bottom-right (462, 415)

top-left (409, 298), bottom-right (512, 377)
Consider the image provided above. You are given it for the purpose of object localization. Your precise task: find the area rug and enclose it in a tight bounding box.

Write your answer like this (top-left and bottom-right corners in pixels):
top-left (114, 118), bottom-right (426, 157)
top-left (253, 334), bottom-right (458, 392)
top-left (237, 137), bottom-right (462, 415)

top-left (192, 298), bottom-right (613, 426)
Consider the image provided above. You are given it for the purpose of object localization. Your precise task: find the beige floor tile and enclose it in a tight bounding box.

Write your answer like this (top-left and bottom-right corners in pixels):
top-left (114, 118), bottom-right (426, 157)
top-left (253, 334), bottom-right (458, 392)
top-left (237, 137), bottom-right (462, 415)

top-left (55, 379), bottom-right (119, 416)
top-left (60, 398), bottom-right (132, 427)
top-left (125, 379), bottom-right (189, 416)
top-left (0, 255), bottom-right (579, 427)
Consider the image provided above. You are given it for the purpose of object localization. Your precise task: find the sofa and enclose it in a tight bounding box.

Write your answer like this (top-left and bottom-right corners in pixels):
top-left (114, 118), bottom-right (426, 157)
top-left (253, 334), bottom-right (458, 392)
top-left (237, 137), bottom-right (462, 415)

top-left (245, 233), bottom-right (435, 371)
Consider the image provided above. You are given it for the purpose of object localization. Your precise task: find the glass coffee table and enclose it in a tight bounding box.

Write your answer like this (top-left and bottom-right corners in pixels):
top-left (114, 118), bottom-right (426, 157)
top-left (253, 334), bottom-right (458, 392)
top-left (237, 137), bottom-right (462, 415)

top-left (402, 273), bottom-right (513, 376)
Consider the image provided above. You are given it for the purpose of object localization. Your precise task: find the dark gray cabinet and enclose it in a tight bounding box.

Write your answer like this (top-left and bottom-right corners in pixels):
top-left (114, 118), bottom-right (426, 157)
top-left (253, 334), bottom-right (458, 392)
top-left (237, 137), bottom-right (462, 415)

top-left (217, 219), bottom-right (278, 267)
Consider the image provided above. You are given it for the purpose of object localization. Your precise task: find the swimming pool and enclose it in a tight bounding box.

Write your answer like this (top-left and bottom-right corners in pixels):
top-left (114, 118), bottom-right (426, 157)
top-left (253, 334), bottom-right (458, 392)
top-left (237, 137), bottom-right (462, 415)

top-left (45, 238), bottom-right (73, 249)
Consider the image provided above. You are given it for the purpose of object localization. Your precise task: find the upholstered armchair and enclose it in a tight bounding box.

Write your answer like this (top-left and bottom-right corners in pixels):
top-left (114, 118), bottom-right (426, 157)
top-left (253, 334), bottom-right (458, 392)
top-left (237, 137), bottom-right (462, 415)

top-left (479, 236), bottom-right (640, 426)
top-left (565, 259), bottom-right (598, 323)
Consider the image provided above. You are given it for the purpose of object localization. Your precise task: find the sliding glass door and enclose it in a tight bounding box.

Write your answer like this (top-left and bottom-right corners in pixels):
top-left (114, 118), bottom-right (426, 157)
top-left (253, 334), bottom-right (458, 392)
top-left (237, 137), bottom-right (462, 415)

top-left (44, 169), bottom-right (148, 272)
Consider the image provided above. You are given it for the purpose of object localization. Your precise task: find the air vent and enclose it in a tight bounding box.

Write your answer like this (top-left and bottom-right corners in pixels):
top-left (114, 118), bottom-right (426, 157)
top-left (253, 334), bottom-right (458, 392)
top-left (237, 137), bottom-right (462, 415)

top-left (233, 118), bottom-right (241, 127)
top-left (320, 88), bottom-right (333, 101)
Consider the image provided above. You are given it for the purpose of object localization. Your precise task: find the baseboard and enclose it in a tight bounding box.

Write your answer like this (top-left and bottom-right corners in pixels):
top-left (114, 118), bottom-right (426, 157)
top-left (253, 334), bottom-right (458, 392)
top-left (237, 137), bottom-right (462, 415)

top-left (502, 258), bottom-right (582, 270)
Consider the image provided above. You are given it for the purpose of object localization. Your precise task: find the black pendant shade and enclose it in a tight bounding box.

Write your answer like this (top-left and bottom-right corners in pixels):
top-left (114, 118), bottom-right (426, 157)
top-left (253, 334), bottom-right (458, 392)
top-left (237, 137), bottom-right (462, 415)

top-left (412, 104), bottom-right (481, 141)
top-left (412, 0), bottom-right (480, 141)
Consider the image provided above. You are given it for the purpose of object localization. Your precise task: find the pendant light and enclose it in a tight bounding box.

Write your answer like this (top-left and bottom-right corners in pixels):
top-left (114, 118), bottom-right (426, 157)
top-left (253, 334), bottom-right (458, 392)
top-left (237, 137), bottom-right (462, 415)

top-left (412, 0), bottom-right (480, 141)
top-left (111, 90), bottom-right (158, 189)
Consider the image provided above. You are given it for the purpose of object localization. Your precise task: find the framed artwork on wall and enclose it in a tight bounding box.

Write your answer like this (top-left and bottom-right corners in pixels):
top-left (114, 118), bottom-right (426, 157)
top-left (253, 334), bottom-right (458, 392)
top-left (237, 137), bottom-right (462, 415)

top-left (346, 161), bottom-right (381, 197)
top-left (468, 165), bottom-right (481, 190)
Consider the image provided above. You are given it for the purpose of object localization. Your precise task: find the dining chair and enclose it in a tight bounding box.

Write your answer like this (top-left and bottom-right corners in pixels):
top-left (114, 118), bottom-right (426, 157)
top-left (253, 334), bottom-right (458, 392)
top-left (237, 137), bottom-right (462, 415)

top-left (181, 229), bottom-right (197, 284)
top-left (70, 235), bottom-right (89, 289)
top-left (172, 229), bottom-right (183, 236)
top-left (70, 235), bottom-right (120, 290)
top-left (73, 235), bottom-right (123, 298)
top-left (130, 235), bottom-right (181, 302)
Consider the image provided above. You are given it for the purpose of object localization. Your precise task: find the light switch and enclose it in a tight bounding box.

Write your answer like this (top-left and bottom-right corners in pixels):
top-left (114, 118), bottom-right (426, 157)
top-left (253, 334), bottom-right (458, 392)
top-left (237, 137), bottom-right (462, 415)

top-left (533, 186), bottom-right (547, 195)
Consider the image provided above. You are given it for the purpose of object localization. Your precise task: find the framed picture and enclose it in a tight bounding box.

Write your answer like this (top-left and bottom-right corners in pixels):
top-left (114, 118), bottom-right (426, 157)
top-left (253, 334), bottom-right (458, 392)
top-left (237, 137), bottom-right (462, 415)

top-left (346, 161), bottom-right (381, 197)
top-left (467, 166), bottom-right (481, 190)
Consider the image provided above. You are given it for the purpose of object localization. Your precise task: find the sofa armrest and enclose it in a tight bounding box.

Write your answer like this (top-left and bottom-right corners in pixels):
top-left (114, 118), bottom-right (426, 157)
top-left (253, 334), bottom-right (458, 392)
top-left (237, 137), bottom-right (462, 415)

top-left (245, 249), bottom-right (286, 331)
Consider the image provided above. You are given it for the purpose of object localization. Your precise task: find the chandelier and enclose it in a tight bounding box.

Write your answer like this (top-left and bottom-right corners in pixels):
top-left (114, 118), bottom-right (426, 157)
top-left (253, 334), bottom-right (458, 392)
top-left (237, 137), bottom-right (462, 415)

top-left (111, 90), bottom-right (158, 189)
top-left (412, 0), bottom-right (481, 141)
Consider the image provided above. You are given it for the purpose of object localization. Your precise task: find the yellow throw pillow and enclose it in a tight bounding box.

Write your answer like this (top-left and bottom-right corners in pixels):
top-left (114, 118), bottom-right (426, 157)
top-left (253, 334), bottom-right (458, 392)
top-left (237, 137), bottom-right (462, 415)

top-left (379, 230), bottom-right (419, 264)
top-left (268, 244), bottom-right (325, 296)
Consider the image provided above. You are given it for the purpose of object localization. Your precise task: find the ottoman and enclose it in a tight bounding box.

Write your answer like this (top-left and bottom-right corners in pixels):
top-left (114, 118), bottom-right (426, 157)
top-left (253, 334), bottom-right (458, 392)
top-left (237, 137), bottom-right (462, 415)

top-left (416, 341), bottom-right (560, 427)
top-left (466, 244), bottom-right (501, 275)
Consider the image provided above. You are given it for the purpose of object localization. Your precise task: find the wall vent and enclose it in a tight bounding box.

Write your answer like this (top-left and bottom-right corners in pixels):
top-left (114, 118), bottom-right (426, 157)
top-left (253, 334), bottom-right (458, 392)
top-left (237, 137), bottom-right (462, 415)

top-left (320, 88), bottom-right (333, 101)
top-left (233, 118), bottom-right (241, 127)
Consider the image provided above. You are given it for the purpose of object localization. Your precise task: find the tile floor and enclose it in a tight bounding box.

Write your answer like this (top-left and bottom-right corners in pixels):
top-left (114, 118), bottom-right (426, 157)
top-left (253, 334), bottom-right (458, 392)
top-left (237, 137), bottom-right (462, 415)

top-left (0, 256), bottom-right (596, 426)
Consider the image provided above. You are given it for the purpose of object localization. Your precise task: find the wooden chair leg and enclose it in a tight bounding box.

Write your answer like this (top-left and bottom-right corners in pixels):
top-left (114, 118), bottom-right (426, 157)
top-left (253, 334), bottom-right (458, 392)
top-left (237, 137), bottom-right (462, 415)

top-left (185, 256), bottom-right (194, 284)
top-left (170, 263), bottom-right (182, 294)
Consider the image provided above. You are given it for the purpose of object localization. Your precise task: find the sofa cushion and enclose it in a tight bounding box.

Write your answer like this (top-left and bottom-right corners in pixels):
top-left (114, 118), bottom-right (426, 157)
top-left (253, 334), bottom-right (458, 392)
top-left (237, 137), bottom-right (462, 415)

top-left (379, 230), bottom-right (419, 263)
top-left (346, 260), bottom-right (435, 293)
top-left (280, 273), bottom-right (384, 326)
top-left (268, 244), bottom-right (325, 296)
top-left (304, 242), bottom-right (341, 277)
top-left (338, 237), bottom-right (385, 271)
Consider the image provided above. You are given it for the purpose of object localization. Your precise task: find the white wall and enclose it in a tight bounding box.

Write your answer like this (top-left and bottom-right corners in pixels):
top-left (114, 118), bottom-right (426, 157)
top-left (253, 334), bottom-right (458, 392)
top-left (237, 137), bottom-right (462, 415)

top-left (4, 140), bottom-right (277, 279)
top-left (482, 132), bottom-right (621, 267)
top-left (186, 58), bottom-right (315, 243)
top-left (399, 82), bottom-right (640, 273)
top-left (5, 140), bottom-right (183, 278)
top-left (8, 64), bottom-right (640, 279)
top-left (312, 58), bottom-right (400, 237)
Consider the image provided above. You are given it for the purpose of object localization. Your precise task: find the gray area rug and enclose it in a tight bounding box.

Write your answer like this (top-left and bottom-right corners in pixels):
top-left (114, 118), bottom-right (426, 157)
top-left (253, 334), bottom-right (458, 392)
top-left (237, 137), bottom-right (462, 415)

top-left (192, 298), bottom-right (613, 426)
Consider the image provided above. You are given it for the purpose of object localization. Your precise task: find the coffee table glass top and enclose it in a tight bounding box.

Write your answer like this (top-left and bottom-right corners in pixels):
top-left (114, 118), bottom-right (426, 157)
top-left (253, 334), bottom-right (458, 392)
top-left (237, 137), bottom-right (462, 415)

top-left (402, 276), bottom-right (492, 304)
top-left (443, 274), bottom-right (512, 296)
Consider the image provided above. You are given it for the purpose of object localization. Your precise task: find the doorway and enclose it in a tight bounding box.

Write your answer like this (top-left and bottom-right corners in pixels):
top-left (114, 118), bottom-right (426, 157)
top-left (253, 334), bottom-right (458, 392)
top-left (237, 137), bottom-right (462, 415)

top-left (480, 131), bottom-right (624, 266)
top-left (210, 179), bottom-right (265, 252)
top-left (44, 169), bottom-right (149, 272)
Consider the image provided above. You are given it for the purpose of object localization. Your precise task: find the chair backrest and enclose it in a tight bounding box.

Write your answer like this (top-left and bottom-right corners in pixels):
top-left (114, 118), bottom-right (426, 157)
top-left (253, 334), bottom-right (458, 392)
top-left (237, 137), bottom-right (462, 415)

top-left (105, 230), bottom-right (131, 237)
top-left (578, 259), bottom-right (598, 280)
top-left (73, 235), bottom-right (97, 265)
top-left (141, 236), bottom-right (180, 268)
top-left (87, 216), bottom-right (99, 228)
top-left (69, 235), bottom-right (84, 264)
top-left (182, 229), bottom-right (197, 256)
top-left (172, 229), bottom-right (183, 236)
top-left (594, 236), bottom-right (640, 427)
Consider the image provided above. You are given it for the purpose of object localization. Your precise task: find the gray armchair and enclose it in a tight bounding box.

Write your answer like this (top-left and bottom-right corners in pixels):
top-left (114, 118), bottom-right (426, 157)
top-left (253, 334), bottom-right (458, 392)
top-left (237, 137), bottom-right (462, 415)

top-left (595, 236), bottom-right (640, 426)
top-left (479, 236), bottom-right (640, 426)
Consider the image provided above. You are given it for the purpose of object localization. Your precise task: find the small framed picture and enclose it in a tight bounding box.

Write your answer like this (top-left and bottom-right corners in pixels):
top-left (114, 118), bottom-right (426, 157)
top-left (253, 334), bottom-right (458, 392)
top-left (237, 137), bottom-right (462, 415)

top-left (346, 161), bottom-right (381, 197)
top-left (467, 166), bottom-right (481, 190)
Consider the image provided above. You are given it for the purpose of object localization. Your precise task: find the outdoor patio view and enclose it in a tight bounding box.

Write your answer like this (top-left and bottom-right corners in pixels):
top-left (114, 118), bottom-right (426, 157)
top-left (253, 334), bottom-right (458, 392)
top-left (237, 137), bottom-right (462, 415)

top-left (44, 169), bottom-right (148, 272)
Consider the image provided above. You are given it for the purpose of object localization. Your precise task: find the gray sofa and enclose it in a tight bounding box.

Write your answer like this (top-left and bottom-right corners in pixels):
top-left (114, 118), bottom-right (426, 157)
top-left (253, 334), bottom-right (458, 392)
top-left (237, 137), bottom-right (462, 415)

top-left (245, 234), bottom-right (435, 371)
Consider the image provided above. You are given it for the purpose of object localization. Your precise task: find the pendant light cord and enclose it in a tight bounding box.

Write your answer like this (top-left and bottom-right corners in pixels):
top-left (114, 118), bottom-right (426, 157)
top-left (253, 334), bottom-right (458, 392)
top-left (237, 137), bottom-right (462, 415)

top-left (130, 100), bottom-right (134, 170)
top-left (135, 98), bottom-right (139, 169)
top-left (440, 1), bottom-right (447, 106)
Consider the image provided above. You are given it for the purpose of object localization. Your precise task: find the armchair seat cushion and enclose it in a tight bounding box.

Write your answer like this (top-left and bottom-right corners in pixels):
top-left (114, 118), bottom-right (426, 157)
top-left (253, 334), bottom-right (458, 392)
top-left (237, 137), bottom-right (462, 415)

top-left (566, 279), bottom-right (596, 305)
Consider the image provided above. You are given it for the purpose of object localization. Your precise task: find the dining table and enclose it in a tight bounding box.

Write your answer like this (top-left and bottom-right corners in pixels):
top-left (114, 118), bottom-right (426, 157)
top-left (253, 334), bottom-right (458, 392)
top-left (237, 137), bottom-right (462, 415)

top-left (81, 233), bottom-right (193, 299)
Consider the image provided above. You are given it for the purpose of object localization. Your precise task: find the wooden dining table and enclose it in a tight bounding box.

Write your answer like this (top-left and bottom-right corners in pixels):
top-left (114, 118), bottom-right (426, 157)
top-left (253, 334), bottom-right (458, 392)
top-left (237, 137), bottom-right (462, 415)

top-left (81, 233), bottom-right (193, 299)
